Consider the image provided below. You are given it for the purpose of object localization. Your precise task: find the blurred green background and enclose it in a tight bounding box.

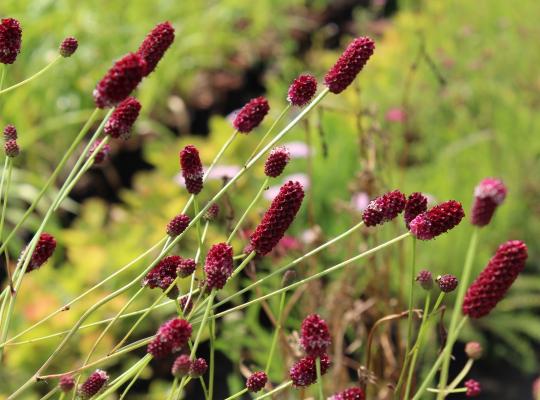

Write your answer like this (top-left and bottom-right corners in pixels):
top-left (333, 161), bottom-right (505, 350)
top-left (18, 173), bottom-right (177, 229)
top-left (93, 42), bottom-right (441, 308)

top-left (0, 0), bottom-right (539, 399)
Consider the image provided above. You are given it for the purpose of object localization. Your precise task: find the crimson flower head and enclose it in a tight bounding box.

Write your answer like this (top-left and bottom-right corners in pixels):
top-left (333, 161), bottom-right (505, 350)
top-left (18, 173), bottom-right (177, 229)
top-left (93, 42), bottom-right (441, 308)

top-left (246, 371), bottom-right (268, 392)
top-left (143, 255), bottom-right (183, 291)
top-left (324, 36), bottom-right (375, 94)
top-left (362, 190), bottom-right (406, 227)
top-left (147, 318), bottom-right (192, 358)
top-left (189, 358), bottom-right (208, 378)
top-left (409, 200), bottom-right (464, 240)
top-left (104, 97), bottom-right (142, 139)
top-left (329, 387), bottom-right (366, 400)
top-left (3, 124), bottom-right (17, 140)
top-left (88, 140), bottom-right (110, 164)
top-left (58, 374), bottom-right (75, 392)
top-left (59, 37), bottom-right (78, 57)
top-left (471, 178), bottom-right (507, 227)
top-left (404, 192), bottom-right (428, 229)
top-left (27, 232), bottom-right (56, 273)
top-left (171, 354), bottom-right (191, 377)
top-left (233, 97), bottom-right (270, 133)
top-left (250, 181), bottom-right (304, 255)
top-left (166, 214), bottom-right (191, 237)
top-left (0, 18), bottom-right (22, 64)
top-left (78, 369), bottom-right (109, 399)
top-left (137, 21), bottom-right (175, 76)
top-left (93, 53), bottom-right (146, 108)
top-left (177, 258), bottom-right (196, 278)
top-left (203, 202), bottom-right (220, 221)
top-left (465, 379), bottom-right (481, 397)
top-left (436, 274), bottom-right (458, 293)
top-left (289, 354), bottom-right (331, 387)
top-left (180, 145), bottom-right (204, 194)
top-left (416, 269), bottom-right (433, 290)
top-left (288, 74), bottom-right (317, 106)
top-left (264, 146), bottom-right (290, 178)
top-left (462, 240), bottom-right (527, 318)
top-left (204, 242), bottom-right (233, 290)
top-left (4, 139), bottom-right (19, 158)
top-left (300, 314), bottom-right (331, 357)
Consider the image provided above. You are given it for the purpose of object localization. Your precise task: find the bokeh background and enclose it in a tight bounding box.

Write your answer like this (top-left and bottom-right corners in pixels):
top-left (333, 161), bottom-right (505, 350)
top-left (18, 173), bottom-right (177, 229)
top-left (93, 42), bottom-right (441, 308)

top-left (0, 0), bottom-right (539, 399)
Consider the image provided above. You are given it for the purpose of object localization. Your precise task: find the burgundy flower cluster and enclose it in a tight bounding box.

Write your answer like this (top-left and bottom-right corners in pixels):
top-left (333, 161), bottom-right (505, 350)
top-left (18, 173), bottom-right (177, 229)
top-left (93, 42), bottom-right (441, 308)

top-left (143, 255), bottom-right (196, 293)
top-left (329, 387), bottom-right (366, 400)
top-left (233, 97), bottom-right (270, 133)
top-left (409, 200), bottom-right (465, 240)
top-left (470, 178), bottom-right (507, 227)
top-left (3, 124), bottom-right (19, 158)
top-left (171, 355), bottom-right (208, 378)
top-left (203, 242), bottom-right (234, 290)
top-left (362, 190), bottom-right (406, 227)
top-left (59, 37), bottom-right (78, 57)
top-left (166, 214), bottom-right (191, 237)
top-left (88, 139), bottom-right (110, 164)
top-left (147, 318), bottom-right (192, 358)
top-left (78, 369), bottom-right (109, 399)
top-left (104, 97), bottom-right (142, 139)
top-left (27, 232), bottom-right (57, 273)
top-left (288, 74), bottom-right (318, 106)
top-left (246, 371), bottom-right (268, 392)
top-left (0, 18), bottom-right (22, 64)
top-left (264, 147), bottom-right (290, 178)
top-left (180, 145), bottom-right (204, 195)
top-left (404, 192), bottom-right (428, 229)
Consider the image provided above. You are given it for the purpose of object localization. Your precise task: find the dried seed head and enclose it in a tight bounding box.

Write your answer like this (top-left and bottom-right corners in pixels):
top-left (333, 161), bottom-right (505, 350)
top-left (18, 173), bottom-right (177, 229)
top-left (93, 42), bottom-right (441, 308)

top-left (3, 124), bottom-right (17, 140)
top-left (166, 214), bottom-right (191, 237)
top-left (104, 97), bottom-right (142, 139)
top-left (171, 354), bottom-right (191, 377)
top-left (246, 371), bottom-right (268, 392)
top-left (143, 255), bottom-right (183, 291)
top-left (204, 242), bottom-right (233, 290)
top-left (300, 314), bottom-right (331, 357)
top-left (416, 269), bottom-right (433, 290)
top-left (289, 354), bottom-right (330, 387)
top-left (88, 140), bottom-right (110, 164)
top-left (329, 387), bottom-right (366, 400)
top-left (4, 139), bottom-right (19, 158)
top-left (78, 369), bottom-right (109, 399)
top-left (0, 18), bottom-right (22, 64)
top-left (465, 341), bottom-right (483, 360)
top-left (288, 74), bottom-right (318, 106)
top-left (180, 145), bottom-right (204, 194)
top-left (177, 258), bottom-right (196, 278)
top-left (324, 37), bottom-right (375, 94)
top-left (463, 240), bottom-right (527, 318)
top-left (203, 203), bottom-right (220, 221)
top-left (58, 374), bottom-right (75, 392)
top-left (471, 178), bottom-right (507, 227)
top-left (93, 53), bottom-right (146, 108)
top-left (59, 37), bottom-right (78, 57)
top-left (404, 192), bottom-right (428, 229)
top-left (27, 233), bottom-right (56, 273)
top-left (137, 22), bottom-right (175, 77)
top-left (233, 97), bottom-right (270, 133)
top-left (465, 379), bottom-right (481, 397)
top-left (409, 200), bottom-right (465, 240)
top-left (189, 358), bottom-right (208, 378)
top-left (362, 190), bottom-right (406, 227)
top-left (250, 181), bottom-right (305, 255)
top-left (436, 274), bottom-right (458, 293)
top-left (264, 146), bottom-right (290, 178)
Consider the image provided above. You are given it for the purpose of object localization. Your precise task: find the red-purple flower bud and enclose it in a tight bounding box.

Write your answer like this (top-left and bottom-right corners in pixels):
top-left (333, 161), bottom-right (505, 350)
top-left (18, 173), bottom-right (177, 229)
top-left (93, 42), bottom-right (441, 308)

top-left (246, 371), bottom-right (268, 392)
top-left (137, 22), bottom-right (175, 77)
top-left (177, 258), bottom-right (196, 278)
top-left (471, 178), bottom-right (507, 227)
top-left (143, 255), bottom-right (183, 291)
top-left (264, 146), bottom-right (290, 178)
top-left (59, 37), bottom-right (78, 57)
top-left (300, 314), bottom-right (331, 357)
top-left (104, 97), bottom-right (142, 139)
top-left (166, 214), bottom-right (191, 237)
top-left (171, 354), bottom-right (191, 377)
top-left (203, 203), bottom-right (220, 221)
top-left (362, 190), bottom-right (406, 227)
top-left (250, 181), bottom-right (304, 255)
top-left (324, 37), bottom-right (375, 94)
top-left (329, 387), bottom-right (366, 400)
top-left (59, 374), bottom-right (75, 392)
top-left (93, 53), bottom-right (146, 109)
top-left (436, 274), bottom-right (458, 293)
top-left (3, 124), bottom-right (17, 140)
top-left (189, 357), bottom-right (208, 378)
top-left (4, 139), bottom-right (19, 158)
top-left (147, 318), bottom-right (192, 358)
top-left (462, 240), bottom-right (527, 318)
top-left (233, 97), bottom-right (270, 133)
top-left (404, 192), bottom-right (428, 229)
top-left (147, 336), bottom-right (173, 359)
top-left (289, 354), bottom-right (331, 387)
top-left (204, 242), bottom-right (233, 290)
top-left (28, 232), bottom-right (56, 272)
top-left (409, 200), bottom-right (464, 240)
top-left (0, 18), bottom-right (22, 64)
top-left (78, 370), bottom-right (109, 399)
top-left (416, 269), bottom-right (433, 290)
top-left (179, 296), bottom-right (193, 315)
top-left (180, 145), bottom-right (204, 195)
top-left (465, 379), bottom-right (481, 397)
top-left (88, 140), bottom-right (110, 164)
top-left (288, 74), bottom-right (317, 107)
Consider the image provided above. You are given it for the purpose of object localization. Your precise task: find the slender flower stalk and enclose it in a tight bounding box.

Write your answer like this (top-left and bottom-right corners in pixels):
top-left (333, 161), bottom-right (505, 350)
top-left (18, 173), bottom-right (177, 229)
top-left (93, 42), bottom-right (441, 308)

top-left (0, 158), bottom-right (14, 290)
top-left (265, 290), bottom-right (287, 373)
top-left (247, 105), bottom-right (291, 162)
top-left (316, 357), bottom-right (325, 399)
top-left (0, 56), bottom-right (62, 96)
top-left (255, 380), bottom-right (293, 399)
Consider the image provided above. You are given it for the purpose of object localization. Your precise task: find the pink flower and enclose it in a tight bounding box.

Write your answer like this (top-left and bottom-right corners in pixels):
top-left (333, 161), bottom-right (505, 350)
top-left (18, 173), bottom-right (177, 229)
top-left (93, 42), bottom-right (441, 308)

top-left (385, 107), bottom-right (406, 123)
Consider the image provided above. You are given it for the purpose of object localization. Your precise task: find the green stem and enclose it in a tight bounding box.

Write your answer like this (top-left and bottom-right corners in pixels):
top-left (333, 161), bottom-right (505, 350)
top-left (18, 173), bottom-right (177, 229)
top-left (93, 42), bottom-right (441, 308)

top-left (247, 104), bottom-right (291, 162)
top-left (190, 291), bottom-right (215, 358)
top-left (208, 316), bottom-right (216, 400)
top-left (193, 198), bottom-right (203, 252)
top-left (225, 387), bottom-right (248, 400)
top-left (315, 357), bottom-right (324, 400)
top-left (0, 64), bottom-right (6, 89)
top-left (203, 130), bottom-right (239, 181)
top-left (227, 177), bottom-right (269, 243)
top-left (119, 359), bottom-right (147, 400)
top-left (395, 237), bottom-right (417, 396)
top-left (446, 358), bottom-right (474, 393)
top-left (255, 380), bottom-right (293, 399)
top-left (0, 56), bottom-right (62, 96)
top-left (0, 158), bottom-right (13, 291)
top-left (427, 388), bottom-right (467, 394)
top-left (167, 377), bottom-right (178, 400)
top-left (437, 229), bottom-right (478, 399)
top-left (39, 386), bottom-right (59, 400)
top-left (265, 291), bottom-right (286, 373)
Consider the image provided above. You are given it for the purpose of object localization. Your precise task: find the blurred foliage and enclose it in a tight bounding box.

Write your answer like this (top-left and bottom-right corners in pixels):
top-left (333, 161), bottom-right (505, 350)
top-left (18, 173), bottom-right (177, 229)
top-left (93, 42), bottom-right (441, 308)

top-left (1, 0), bottom-right (540, 399)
